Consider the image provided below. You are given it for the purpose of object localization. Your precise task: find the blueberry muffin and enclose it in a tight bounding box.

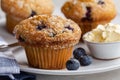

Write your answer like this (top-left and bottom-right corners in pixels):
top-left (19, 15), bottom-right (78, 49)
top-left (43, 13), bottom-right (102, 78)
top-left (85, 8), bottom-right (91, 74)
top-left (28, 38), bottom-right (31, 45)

top-left (1, 0), bottom-right (54, 33)
top-left (61, 0), bottom-right (116, 35)
top-left (14, 15), bottom-right (81, 69)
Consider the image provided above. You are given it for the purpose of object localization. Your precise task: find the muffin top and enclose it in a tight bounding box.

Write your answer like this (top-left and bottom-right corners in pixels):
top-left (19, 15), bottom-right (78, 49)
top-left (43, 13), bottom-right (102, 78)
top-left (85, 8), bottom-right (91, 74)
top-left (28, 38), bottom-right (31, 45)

top-left (14, 15), bottom-right (81, 49)
top-left (1, 0), bottom-right (54, 19)
top-left (61, 0), bottom-right (116, 23)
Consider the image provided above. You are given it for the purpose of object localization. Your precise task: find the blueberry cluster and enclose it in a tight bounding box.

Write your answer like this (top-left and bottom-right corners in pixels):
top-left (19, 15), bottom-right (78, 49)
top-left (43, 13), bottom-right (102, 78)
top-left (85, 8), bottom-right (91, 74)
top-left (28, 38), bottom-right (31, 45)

top-left (66, 47), bottom-right (92, 70)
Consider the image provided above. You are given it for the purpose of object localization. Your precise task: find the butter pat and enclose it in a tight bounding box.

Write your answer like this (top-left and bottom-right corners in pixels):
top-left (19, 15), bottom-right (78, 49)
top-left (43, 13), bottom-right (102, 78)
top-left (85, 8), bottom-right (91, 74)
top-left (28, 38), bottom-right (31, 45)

top-left (83, 23), bottom-right (120, 43)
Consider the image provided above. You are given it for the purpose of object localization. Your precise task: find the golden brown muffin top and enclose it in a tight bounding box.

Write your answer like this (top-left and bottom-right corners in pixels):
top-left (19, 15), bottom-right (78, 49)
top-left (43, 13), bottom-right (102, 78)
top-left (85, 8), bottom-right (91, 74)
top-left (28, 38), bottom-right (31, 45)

top-left (61, 0), bottom-right (116, 23)
top-left (14, 15), bottom-right (81, 49)
top-left (1, 0), bottom-right (54, 19)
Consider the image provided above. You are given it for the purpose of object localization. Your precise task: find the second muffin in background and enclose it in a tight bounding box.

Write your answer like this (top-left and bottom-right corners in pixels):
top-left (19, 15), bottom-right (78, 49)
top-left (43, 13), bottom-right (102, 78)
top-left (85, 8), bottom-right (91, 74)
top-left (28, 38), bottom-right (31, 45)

top-left (1, 0), bottom-right (54, 33)
top-left (61, 0), bottom-right (116, 35)
top-left (14, 15), bottom-right (81, 69)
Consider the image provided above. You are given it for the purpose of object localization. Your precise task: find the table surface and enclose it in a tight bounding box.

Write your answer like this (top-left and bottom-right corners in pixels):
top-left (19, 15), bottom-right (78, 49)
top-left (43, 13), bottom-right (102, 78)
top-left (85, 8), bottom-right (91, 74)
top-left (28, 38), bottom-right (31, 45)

top-left (0, 0), bottom-right (120, 80)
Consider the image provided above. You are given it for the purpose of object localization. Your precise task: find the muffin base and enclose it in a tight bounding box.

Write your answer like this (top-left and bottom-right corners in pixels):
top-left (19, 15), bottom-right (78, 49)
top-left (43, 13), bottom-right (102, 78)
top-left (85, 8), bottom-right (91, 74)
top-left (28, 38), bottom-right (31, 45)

top-left (24, 46), bottom-right (73, 70)
top-left (78, 21), bottom-right (110, 41)
top-left (78, 21), bottom-right (111, 35)
top-left (6, 15), bottom-right (22, 33)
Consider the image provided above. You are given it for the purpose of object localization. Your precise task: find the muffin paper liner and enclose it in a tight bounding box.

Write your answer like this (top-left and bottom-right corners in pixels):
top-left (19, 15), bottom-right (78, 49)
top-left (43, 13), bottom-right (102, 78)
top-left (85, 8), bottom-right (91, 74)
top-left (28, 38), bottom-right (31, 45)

top-left (24, 46), bottom-right (73, 69)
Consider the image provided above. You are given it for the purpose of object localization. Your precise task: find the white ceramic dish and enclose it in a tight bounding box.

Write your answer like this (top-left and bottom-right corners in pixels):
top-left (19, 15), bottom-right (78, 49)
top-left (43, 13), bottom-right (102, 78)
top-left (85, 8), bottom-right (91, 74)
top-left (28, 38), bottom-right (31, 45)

top-left (1, 19), bottom-right (120, 75)
top-left (19, 58), bottom-right (120, 75)
top-left (83, 39), bottom-right (120, 59)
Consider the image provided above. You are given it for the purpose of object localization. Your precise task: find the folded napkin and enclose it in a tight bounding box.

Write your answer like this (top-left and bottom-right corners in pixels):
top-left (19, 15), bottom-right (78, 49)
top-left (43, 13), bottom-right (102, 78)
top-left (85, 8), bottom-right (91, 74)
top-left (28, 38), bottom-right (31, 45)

top-left (0, 36), bottom-right (36, 80)
top-left (0, 51), bottom-right (36, 80)
top-left (0, 50), bottom-right (20, 74)
top-left (0, 36), bottom-right (19, 74)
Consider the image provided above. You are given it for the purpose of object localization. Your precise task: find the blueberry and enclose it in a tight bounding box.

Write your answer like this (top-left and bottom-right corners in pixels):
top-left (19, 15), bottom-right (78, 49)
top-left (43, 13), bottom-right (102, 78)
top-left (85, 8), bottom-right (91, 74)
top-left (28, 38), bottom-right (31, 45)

top-left (73, 48), bottom-right (87, 60)
top-left (36, 24), bottom-right (46, 30)
top-left (86, 7), bottom-right (91, 12)
top-left (79, 55), bottom-right (92, 66)
top-left (81, 17), bottom-right (93, 22)
top-left (18, 36), bottom-right (25, 42)
top-left (98, 1), bottom-right (105, 5)
top-left (66, 58), bottom-right (80, 70)
top-left (81, 6), bottom-right (93, 22)
top-left (65, 26), bottom-right (74, 31)
top-left (30, 10), bottom-right (37, 17)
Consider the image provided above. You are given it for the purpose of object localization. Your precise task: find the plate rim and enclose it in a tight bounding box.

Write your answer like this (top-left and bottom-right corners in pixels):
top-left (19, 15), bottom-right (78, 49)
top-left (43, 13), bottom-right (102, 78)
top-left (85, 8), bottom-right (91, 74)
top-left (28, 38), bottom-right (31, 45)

top-left (19, 61), bottom-right (120, 75)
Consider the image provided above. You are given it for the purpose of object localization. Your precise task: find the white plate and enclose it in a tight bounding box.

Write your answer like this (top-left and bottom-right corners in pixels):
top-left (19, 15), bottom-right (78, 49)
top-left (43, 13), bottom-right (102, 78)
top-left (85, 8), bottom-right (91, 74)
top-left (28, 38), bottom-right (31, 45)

top-left (0, 19), bottom-right (120, 75)
top-left (21, 60), bottom-right (120, 76)
top-left (19, 57), bottom-right (120, 75)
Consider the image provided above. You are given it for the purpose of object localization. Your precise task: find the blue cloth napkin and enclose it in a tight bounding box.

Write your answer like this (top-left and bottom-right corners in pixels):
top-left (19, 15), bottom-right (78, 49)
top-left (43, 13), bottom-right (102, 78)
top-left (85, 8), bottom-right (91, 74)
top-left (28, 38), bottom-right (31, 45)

top-left (0, 50), bottom-right (20, 74)
top-left (0, 72), bottom-right (36, 80)
top-left (0, 36), bottom-right (36, 80)
top-left (0, 51), bottom-right (36, 80)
